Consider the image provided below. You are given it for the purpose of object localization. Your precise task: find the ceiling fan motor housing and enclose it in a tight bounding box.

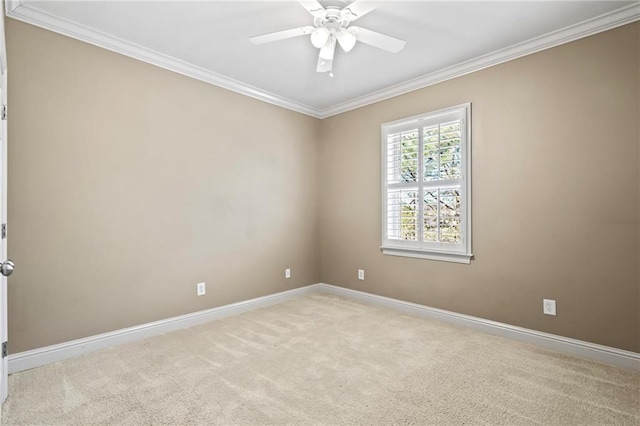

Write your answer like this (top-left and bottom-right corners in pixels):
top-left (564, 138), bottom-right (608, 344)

top-left (311, 8), bottom-right (357, 53)
top-left (314, 8), bottom-right (350, 31)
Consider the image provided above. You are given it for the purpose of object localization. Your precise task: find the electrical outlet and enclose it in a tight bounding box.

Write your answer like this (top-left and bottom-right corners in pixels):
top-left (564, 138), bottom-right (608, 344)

top-left (543, 299), bottom-right (556, 316)
top-left (196, 282), bottom-right (206, 296)
top-left (285, 268), bottom-right (291, 279)
top-left (358, 269), bottom-right (364, 280)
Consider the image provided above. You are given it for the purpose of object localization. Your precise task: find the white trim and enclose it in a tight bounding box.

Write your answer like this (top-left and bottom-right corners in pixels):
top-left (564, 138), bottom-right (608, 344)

top-left (321, 4), bottom-right (640, 118)
top-left (381, 246), bottom-right (473, 264)
top-left (5, 0), bottom-right (20, 14)
top-left (0, 3), bottom-right (7, 404)
top-left (7, 283), bottom-right (639, 374)
top-left (316, 284), bottom-right (640, 371)
top-left (4, 1), bottom-right (639, 119)
top-left (4, 1), bottom-right (323, 118)
top-left (7, 284), bottom-right (322, 374)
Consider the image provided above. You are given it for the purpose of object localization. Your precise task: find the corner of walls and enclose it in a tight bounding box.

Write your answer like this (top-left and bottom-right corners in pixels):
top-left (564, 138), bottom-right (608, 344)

top-left (6, 16), bottom-right (640, 355)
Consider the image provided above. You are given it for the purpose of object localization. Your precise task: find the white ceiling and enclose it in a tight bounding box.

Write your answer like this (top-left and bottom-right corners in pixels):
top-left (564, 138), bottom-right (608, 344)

top-left (7, 1), bottom-right (640, 117)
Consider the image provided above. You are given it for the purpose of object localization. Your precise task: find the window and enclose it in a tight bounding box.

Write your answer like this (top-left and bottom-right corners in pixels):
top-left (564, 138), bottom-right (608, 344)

top-left (381, 103), bottom-right (472, 263)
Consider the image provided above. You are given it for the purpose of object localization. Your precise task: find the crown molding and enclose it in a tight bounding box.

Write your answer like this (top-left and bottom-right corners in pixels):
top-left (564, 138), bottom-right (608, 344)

top-left (319, 2), bottom-right (640, 118)
top-left (4, 0), bottom-right (324, 118)
top-left (5, 1), bottom-right (640, 120)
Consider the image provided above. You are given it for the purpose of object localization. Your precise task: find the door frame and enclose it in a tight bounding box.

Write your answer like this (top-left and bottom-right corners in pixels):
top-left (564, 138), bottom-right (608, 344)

top-left (0, 6), bottom-right (9, 404)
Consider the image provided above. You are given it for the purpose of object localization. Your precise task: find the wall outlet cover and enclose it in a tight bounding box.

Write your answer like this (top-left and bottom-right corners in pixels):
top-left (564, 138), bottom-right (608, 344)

top-left (543, 299), bottom-right (556, 316)
top-left (197, 282), bottom-right (206, 296)
top-left (358, 269), bottom-right (364, 280)
top-left (285, 268), bottom-right (291, 279)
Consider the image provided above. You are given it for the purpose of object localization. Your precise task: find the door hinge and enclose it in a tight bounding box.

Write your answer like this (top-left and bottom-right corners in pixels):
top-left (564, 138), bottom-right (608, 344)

top-left (1, 342), bottom-right (6, 358)
top-left (1, 105), bottom-right (6, 121)
top-left (1, 223), bottom-right (6, 239)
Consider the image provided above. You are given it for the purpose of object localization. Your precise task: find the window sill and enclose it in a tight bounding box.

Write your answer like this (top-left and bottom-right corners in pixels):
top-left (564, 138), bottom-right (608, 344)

top-left (381, 246), bottom-right (473, 264)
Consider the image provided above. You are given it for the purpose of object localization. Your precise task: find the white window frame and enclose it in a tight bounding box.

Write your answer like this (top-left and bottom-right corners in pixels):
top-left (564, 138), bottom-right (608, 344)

top-left (381, 103), bottom-right (472, 264)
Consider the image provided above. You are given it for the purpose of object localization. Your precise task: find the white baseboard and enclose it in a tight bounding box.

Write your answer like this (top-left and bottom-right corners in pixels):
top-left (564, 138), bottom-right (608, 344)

top-left (8, 284), bottom-right (321, 374)
top-left (9, 282), bottom-right (639, 373)
top-left (317, 283), bottom-right (640, 371)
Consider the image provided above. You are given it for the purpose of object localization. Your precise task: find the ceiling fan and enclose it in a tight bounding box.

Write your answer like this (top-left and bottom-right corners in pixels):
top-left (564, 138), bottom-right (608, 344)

top-left (249, 0), bottom-right (406, 76)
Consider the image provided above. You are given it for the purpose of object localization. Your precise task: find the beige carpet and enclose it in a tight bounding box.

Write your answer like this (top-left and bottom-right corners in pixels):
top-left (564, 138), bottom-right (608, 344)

top-left (2, 294), bottom-right (639, 425)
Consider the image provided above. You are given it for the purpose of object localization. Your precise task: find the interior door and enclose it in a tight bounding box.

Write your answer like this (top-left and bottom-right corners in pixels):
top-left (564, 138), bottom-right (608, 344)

top-left (0, 8), bottom-right (9, 404)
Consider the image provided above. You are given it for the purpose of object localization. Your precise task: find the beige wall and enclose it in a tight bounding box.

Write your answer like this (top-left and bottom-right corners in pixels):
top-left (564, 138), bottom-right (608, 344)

top-left (6, 18), bottom-right (640, 354)
top-left (320, 22), bottom-right (640, 352)
top-left (6, 19), bottom-right (321, 353)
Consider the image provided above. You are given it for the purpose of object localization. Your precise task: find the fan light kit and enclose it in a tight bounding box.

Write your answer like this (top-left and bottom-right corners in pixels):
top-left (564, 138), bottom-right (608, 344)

top-left (250, 0), bottom-right (406, 76)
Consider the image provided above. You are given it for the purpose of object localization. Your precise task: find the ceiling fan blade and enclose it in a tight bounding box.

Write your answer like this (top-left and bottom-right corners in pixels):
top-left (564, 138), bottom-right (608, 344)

top-left (298, 0), bottom-right (326, 18)
top-left (249, 26), bottom-right (314, 45)
top-left (351, 27), bottom-right (406, 53)
top-left (341, 0), bottom-right (381, 22)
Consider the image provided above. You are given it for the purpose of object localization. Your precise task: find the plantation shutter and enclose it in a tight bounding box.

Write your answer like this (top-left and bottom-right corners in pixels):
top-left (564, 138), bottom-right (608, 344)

top-left (382, 104), bottom-right (471, 262)
top-left (386, 126), bottom-right (420, 242)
